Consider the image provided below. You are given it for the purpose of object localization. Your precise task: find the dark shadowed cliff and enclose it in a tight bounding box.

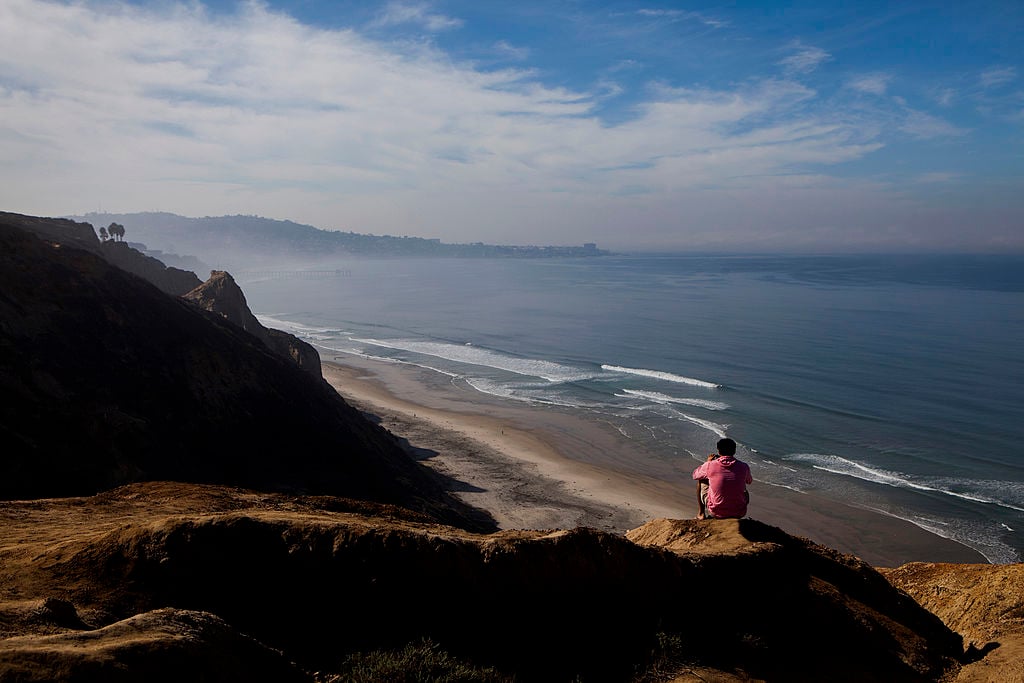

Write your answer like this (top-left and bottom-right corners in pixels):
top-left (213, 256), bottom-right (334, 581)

top-left (0, 211), bottom-right (202, 296)
top-left (0, 212), bottom-right (490, 531)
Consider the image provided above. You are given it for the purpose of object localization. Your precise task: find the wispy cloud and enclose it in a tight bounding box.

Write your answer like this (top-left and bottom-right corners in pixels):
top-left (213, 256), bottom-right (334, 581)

top-left (635, 8), bottom-right (728, 29)
top-left (848, 73), bottom-right (892, 95)
top-left (372, 1), bottom-right (462, 31)
top-left (934, 87), bottom-right (956, 107)
top-left (779, 44), bottom-right (831, 75)
top-left (899, 109), bottom-right (966, 139)
top-left (980, 66), bottom-right (1016, 89)
top-left (493, 40), bottom-right (530, 61)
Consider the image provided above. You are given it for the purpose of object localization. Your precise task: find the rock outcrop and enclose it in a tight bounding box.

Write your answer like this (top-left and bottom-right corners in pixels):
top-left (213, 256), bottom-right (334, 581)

top-left (183, 270), bottom-right (322, 379)
top-left (0, 483), bottom-right (973, 683)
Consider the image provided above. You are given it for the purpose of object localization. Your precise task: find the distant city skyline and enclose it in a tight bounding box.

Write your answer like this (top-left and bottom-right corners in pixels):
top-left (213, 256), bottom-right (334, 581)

top-left (1, 0), bottom-right (1022, 251)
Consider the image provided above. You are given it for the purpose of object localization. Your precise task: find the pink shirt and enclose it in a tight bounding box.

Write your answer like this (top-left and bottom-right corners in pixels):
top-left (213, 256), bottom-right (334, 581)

top-left (692, 455), bottom-right (752, 518)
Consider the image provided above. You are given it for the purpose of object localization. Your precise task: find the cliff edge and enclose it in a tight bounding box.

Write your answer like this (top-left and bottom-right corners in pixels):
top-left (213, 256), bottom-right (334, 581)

top-left (0, 483), bottom-right (972, 683)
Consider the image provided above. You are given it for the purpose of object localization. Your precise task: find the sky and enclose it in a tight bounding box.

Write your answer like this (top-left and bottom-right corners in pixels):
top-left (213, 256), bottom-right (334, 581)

top-left (0, 0), bottom-right (1022, 251)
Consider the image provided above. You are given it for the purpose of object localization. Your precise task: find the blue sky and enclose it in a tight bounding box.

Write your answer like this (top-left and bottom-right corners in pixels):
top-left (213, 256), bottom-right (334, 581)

top-left (0, 0), bottom-right (1021, 251)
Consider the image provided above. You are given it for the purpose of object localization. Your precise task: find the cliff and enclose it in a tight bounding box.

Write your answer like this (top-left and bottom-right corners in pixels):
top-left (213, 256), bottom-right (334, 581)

top-left (0, 212), bottom-right (488, 531)
top-left (0, 211), bottom-right (202, 296)
top-left (183, 270), bottom-right (322, 379)
top-left (99, 240), bottom-right (202, 296)
top-left (882, 562), bottom-right (1024, 682)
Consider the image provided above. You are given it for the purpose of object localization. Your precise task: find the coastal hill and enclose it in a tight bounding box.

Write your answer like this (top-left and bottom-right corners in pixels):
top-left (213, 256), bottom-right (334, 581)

top-left (72, 211), bottom-right (608, 268)
top-left (1, 211), bottom-right (1020, 681)
top-left (0, 211), bottom-right (486, 530)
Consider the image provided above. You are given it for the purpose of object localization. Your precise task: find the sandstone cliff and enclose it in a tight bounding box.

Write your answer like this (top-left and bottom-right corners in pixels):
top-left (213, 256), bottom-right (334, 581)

top-left (882, 562), bottom-right (1024, 683)
top-left (183, 270), bottom-right (322, 379)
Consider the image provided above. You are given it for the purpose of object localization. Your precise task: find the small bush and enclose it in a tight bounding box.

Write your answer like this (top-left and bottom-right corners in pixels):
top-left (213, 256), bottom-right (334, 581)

top-left (319, 638), bottom-right (515, 683)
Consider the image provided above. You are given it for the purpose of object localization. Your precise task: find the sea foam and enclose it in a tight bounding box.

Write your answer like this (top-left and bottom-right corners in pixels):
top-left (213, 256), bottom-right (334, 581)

top-left (662, 407), bottom-right (728, 438)
top-left (354, 338), bottom-right (596, 383)
top-left (255, 314), bottom-right (346, 338)
top-left (786, 453), bottom-right (1024, 514)
top-left (602, 364), bottom-right (719, 388)
top-left (618, 389), bottom-right (728, 410)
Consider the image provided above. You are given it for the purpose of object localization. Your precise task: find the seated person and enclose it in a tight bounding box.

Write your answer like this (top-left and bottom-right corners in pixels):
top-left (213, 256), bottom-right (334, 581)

top-left (693, 437), bottom-right (752, 519)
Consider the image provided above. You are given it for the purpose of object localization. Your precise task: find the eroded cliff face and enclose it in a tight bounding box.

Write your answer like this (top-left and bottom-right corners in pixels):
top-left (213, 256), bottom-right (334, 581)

top-left (0, 483), bottom-right (971, 683)
top-left (882, 562), bottom-right (1024, 683)
top-left (0, 213), bottom-right (487, 531)
top-left (183, 270), bottom-right (322, 379)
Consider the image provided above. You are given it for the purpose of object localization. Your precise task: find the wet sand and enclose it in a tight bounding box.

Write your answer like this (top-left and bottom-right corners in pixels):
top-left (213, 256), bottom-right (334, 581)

top-left (322, 355), bottom-right (986, 568)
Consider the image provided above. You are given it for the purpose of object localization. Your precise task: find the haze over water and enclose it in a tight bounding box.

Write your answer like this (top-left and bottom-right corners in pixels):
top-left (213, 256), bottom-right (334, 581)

top-left (243, 253), bottom-right (1024, 563)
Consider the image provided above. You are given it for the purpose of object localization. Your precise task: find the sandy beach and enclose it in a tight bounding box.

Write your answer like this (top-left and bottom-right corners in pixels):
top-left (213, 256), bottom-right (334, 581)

top-left (322, 355), bottom-right (986, 568)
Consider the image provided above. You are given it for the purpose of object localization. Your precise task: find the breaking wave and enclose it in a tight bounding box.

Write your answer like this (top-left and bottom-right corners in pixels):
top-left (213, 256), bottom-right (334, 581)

top-left (601, 364), bottom-right (719, 388)
top-left (663, 408), bottom-right (728, 438)
top-left (618, 389), bottom-right (728, 410)
top-left (353, 338), bottom-right (597, 383)
top-left (785, 453), bottom-right (1024, 514)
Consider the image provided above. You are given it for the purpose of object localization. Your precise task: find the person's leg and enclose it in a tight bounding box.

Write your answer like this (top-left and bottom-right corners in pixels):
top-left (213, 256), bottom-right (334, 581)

top-left (698, 480), bottom-right (710, 519)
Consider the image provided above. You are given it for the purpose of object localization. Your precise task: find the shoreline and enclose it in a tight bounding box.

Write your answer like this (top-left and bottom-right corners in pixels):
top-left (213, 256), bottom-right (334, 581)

top-left (321, 354), bottom-right (986, 567)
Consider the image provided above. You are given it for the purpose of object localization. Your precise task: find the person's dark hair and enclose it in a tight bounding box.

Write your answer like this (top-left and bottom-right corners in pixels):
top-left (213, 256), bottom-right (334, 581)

top-left (717, 437), bottom-right (737, 456)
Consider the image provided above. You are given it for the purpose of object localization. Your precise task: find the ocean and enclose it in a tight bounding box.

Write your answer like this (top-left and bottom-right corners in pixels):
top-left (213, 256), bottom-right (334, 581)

top-left (240, 254), bottom-right (1024, 563)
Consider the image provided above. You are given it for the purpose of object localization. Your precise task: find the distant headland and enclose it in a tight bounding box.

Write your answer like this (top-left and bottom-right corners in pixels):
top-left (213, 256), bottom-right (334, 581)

top-left (71, 212), bottom-right (608, 270)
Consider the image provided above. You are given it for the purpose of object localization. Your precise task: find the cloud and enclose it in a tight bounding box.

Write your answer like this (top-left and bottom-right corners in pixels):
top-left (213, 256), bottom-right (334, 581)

top-left (635, 8), bottom-right (728, 28)
top-left (980, 66), bottom-right (1016, 89)
top-left (636, 8), bottom-right (680, 17)
top-left (493, 40), bottom-right (530, 61)
top-left (372, 1), bottom-right (462, 31)
top-left (848, 73), bottom-right (892, 95)
top-left (0, 0), bottom-right (1007, 250)
top-left (899, 109), bottom-right (967, 139)
top-left (934, 88), bottom-right (956, 107)
top-left (779, 45), bottom-right (831, 75)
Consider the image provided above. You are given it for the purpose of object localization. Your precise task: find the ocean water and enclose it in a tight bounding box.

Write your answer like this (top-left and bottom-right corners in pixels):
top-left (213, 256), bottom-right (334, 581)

top-left (240, 254), bottom-right (1024, 563)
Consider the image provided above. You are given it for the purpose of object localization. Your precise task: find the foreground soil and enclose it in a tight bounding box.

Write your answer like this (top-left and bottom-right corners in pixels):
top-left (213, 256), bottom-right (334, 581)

top-left (882, 562), bottom-right (1024, 683)
top-left (2, 481), bottom-right (1017, 682)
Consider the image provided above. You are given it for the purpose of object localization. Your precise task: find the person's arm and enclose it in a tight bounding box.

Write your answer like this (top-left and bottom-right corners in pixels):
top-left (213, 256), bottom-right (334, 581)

top-left (693, 456), bottom-right (716, 519)
top-left (692, 462), bottom-right (708, 481)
